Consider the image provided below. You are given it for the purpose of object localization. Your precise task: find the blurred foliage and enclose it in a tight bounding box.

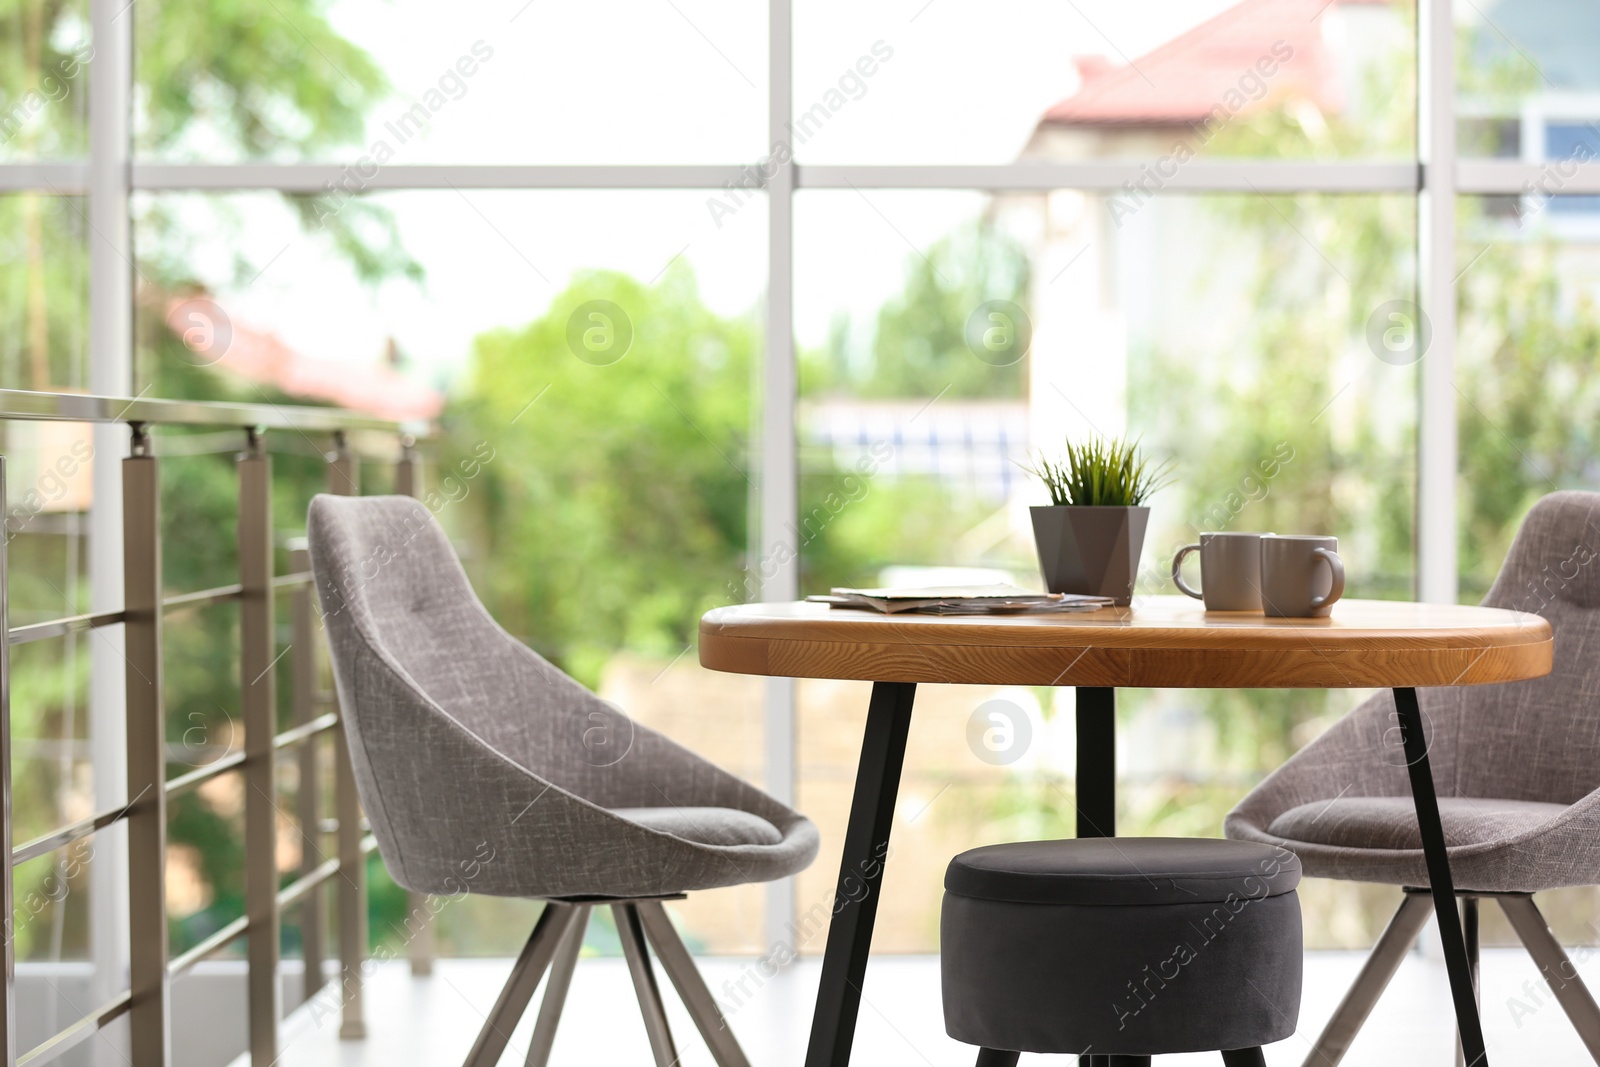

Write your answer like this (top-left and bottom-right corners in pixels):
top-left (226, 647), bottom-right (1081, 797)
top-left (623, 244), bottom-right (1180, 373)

top-left (448, 267), bottom-right (754, 687)
top-left (0, 0), bottom-right (421, 964)
top-left (803, 220), bottom-right (1030, 400)
top-left (134, 0), bottom-right (384, 158)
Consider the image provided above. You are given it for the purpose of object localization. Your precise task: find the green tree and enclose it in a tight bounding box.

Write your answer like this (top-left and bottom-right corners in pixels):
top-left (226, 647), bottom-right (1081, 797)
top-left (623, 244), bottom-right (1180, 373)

top-left (806, 221), bottom-right (1031, 400)
top-left (449, 267), bottom-right (755, 687)
top-left (0, 0), bottom-right (420, 958)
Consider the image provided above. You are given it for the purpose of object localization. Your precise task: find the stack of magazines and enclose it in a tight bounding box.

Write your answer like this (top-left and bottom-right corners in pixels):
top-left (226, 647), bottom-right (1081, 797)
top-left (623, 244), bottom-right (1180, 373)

top-left (806, 583), bottom-right (1115, 615)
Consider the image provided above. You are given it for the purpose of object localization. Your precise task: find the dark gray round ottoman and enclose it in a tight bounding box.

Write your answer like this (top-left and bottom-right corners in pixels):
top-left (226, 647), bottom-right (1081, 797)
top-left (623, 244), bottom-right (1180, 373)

top-left (941, 837), bottom-right (1302, 1066)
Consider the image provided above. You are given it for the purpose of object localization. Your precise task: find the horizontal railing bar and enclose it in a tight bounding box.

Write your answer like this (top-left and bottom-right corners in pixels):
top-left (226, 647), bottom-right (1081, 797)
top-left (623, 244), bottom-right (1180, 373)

top-left (168, 914), bottom-right (250, 978)
top-left (361, 833), bottom-right (378, 855)
top-left (17, 991), bottom-right (132, 1067)
top-left (275, 712), bottom-right (337, 751)
top-left (8, 584), bottom-right (302, 639)
top-left (0, 388), bottom-right (429, 436)
top-left (278, 857), bottom-right (341, 911)
top-left (168, 858), bottom-right (344, 979)
top-left (168, 860), bottom-right (344, 980)
top-left (315, 816), bottom-right (370, 836)
top-left (8, 609), bottom-right (126, 645)
top-left (164, 752), bottom-right (247, 799)
top-left (164, 712), bottom-right (334, 799)
top-left (13, 719), bottom-right (339, 867)
top-left (162, 584), bottom-right (242, 611)
top-left (13, 804), bottom-right (128, 866)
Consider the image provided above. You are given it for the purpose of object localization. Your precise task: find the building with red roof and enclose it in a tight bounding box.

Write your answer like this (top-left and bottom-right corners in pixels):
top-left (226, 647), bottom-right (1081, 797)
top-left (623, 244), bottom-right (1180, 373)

top-left (1003, 0), bottom-right (1405, 457)
top-left (165, 295), bottom-right (443, 423)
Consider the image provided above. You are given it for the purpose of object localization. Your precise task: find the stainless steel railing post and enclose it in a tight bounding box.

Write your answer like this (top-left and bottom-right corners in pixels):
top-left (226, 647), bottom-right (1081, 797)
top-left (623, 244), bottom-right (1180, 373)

top-left (289, 540), bottom-right (327, 1005)
top-left (239, 427), bottom-right (280, 1065)
top-left (327, 433), bottom-right (368, 1040)
top-left (0, 394), bottom-right (429, 1064)
top-left (123, 424), bottom-right (170, 1065)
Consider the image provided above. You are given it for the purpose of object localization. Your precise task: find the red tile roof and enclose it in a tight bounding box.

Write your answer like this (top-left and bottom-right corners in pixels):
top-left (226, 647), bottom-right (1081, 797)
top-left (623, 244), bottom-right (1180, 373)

top-left (1043, 0), bottom-right (1384, 127)
top-left (166, 296), bottom-right (444, 422)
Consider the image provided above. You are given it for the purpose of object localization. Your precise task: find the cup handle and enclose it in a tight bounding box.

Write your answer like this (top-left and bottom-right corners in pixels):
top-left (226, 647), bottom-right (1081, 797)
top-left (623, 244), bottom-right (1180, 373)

top-left (1310, 547), bottom-right (1346, 610)
top-left (1172, 543), bottom-right (1203, 600)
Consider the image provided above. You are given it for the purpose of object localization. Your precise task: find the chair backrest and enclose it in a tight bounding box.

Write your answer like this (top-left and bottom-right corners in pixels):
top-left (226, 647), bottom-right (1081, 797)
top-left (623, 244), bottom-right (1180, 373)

top-left (1449, 491), bottom-right (1600, 803)
top-left (305, 494), bottom-right (643, 873)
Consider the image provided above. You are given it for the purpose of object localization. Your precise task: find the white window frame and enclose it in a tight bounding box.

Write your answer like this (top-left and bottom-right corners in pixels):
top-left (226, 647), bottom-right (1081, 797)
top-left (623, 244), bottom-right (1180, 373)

top-left (9, 0), bottom-right (1600, 954)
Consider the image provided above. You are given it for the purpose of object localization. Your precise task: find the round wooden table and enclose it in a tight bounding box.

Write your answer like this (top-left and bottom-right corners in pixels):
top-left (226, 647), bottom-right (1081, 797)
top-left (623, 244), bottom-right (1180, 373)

top-left (700, 596), bottom-right (1553, 1067)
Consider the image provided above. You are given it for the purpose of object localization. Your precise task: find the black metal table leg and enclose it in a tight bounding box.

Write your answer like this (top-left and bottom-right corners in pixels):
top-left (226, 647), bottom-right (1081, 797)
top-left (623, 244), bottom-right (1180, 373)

top-left (1076, 686), bottom-right (1116, 838)
top-left (803, 681), bottom-right (917, 1067)
top-left (1078, 686), bottom-right (1117, 1067)
top-left (1394, 686), bottom-right (1490, 1067)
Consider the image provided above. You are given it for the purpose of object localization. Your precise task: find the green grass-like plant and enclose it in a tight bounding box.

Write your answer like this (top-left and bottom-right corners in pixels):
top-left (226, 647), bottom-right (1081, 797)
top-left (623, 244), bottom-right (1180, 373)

top-left (1027, 436), bottom-right (1173, 507)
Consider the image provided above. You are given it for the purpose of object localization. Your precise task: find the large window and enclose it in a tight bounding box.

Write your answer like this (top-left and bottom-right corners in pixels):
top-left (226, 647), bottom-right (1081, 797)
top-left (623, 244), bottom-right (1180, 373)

top-left (3, 0), bottom-right (1599, 967)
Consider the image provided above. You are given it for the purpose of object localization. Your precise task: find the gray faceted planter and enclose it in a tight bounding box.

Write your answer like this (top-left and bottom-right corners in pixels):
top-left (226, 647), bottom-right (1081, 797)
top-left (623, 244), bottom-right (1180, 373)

top-left (1029, 505), bottom-right (1150, 606)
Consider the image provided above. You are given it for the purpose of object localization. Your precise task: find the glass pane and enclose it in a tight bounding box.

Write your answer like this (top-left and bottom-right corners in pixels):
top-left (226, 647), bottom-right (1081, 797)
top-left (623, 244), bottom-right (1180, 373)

top-left (0, 0), bottom-right (90, 161)
top-left (0, 193), bottom-right (88, 390)
top-left (1456, 0), bottom-right (1600, 159)
top-left (794, 0), bottom-right (1414, 164)
top-left (0, 200), bottom-right (94, 972)
top-left (135, 0), bottom-right (766, 163)
top-left (134, 188), bottom-right (769, 954)
top-left (1457, 194), bottom-right (1600, 597)
top-left (133, 189), bottom-right (764, 398)
top-left (794, 188), bottom-right (1417, 952)
top-left (1452, 195), bottom-right (1600, 953)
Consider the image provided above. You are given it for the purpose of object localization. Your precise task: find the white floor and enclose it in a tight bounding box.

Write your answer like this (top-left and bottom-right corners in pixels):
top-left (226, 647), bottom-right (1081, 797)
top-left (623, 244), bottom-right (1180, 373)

top-left (251, 949), bottom-right (1598, 1066)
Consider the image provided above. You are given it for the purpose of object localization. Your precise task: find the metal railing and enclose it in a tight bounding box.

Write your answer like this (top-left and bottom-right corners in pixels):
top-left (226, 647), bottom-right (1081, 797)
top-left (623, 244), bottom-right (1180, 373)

top-left (0, 388), bottom-right (434, 1066)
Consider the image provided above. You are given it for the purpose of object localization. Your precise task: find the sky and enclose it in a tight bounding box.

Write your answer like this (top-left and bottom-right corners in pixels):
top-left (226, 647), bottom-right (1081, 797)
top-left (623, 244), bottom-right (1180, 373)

top-left (171, 0), bottom-right (1240, 391)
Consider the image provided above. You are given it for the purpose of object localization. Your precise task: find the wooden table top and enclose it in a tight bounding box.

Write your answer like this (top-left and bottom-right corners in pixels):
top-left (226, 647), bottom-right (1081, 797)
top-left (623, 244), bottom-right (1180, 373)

top-left (698, 596), bottom-right (1553, 689)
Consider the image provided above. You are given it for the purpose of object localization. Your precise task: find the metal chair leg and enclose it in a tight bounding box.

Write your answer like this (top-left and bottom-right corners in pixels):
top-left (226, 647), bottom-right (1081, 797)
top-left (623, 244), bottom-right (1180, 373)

top-left (1303, 890), bottom-right (1435, 1067)
top-left (616, 903), bottom-right (679, 1067)
top-left (1222, 1048), bottom-right (1267, 1067)
top-left (462, 903), bottom-right (579, 1067)
top-left (1498, 894), bottom-right (1600, 1063)
top-left (523, 904), bottom-right (591, 1067)
top-left (975, 1050), bottom-right (1020, 1067)
top-left (635, 900), bottom-right (752, 1067)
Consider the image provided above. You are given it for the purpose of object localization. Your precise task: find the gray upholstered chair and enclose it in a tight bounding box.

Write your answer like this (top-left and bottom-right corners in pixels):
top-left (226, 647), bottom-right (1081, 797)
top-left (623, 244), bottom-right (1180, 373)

top-left (1227, 490), bottom-right (1600, 1065)
top-left (307, 493), bottom-right (818, 1067)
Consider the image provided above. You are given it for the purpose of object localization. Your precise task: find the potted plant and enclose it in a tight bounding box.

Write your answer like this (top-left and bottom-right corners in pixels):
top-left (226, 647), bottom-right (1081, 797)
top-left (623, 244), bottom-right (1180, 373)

top-left (1026, 436), bottom-right (1171, 606)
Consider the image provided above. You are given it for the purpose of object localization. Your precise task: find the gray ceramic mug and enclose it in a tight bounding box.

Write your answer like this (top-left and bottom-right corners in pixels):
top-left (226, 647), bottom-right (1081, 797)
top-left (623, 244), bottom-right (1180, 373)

top-left (1172, 532), bottom-right (1265, 611)
top-left (1259, 535), bottom-right (1346, 618)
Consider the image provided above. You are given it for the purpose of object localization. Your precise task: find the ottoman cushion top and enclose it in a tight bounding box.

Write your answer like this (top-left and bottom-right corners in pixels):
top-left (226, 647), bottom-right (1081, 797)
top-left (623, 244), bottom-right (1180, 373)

top-left (945, 837), bottom-right (1300, 906)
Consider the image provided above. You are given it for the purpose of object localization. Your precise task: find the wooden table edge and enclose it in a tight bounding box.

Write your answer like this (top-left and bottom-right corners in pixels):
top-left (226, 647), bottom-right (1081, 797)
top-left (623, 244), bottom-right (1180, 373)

top-left (697, 609), bottom-right (1554, 689)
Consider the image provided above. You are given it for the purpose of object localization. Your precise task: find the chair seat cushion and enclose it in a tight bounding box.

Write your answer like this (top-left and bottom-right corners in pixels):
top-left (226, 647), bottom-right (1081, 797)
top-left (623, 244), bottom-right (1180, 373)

top-left (945, 837), bottom-right (1300, 906)
top-left (610, 806), bottom-right (783, 847)
top-left (1267, 796), bottom-right (1567, 853)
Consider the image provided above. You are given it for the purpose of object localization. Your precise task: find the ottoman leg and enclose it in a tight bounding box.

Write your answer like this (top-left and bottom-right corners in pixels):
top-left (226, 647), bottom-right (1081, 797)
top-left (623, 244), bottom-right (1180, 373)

top-left (1221, 1048), bottom-right (1267, 1067)
top-left (975, 1050), bottom-right (1020, 1067)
